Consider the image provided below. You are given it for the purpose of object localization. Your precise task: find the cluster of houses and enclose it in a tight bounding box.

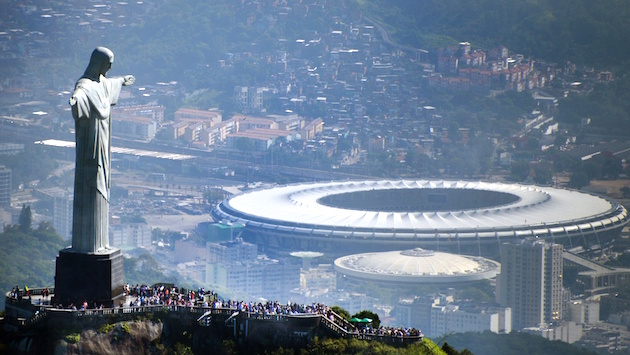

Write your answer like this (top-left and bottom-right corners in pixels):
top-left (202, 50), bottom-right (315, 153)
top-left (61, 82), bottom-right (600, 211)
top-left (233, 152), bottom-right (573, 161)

top-left (2, 0), bottom-right (616, 170)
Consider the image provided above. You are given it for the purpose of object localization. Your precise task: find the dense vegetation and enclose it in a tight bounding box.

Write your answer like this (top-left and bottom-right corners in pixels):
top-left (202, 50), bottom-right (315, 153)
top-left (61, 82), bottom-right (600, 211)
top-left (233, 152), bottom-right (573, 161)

top-left (296, 337), bottom-right (453, 355)
top-left (123, 253), bottom-right (177, 287)
top-left (356, 0), bottom-right (630, 69)
top-left (444, 331), bottom-right (599, 355)
top-left (0, 208), bottom-right (65, 309)
top-left (557, 79), bottom-right (630, 131)
top-left (356, 0), bottom-right (630, 133)
top-left (0, 207), bottom-right (173, 309)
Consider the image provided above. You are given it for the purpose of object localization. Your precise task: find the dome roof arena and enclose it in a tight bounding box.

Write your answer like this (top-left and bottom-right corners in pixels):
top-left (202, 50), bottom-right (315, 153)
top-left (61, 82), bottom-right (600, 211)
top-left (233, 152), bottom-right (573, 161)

top-left (212, 180), bottom-right (629, 255)
top-left (334, 248), bottom-right (500, 284)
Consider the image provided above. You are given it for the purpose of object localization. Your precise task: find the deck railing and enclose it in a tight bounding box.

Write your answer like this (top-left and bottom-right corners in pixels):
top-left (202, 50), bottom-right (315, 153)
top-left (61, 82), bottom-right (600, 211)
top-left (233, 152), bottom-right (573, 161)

top-left (6, 293), bottom-right (422, 345)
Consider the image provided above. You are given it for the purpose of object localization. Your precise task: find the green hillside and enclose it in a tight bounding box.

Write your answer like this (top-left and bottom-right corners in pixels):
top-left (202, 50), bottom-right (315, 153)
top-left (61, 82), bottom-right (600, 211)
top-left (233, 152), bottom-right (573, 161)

top-left (356, 0), bottom-right (630, 69)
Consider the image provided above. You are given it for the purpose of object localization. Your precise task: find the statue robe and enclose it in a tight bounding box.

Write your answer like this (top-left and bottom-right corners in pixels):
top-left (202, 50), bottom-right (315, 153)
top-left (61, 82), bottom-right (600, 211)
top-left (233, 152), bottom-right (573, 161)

top-left (70, 75), bottom-right (123, 253)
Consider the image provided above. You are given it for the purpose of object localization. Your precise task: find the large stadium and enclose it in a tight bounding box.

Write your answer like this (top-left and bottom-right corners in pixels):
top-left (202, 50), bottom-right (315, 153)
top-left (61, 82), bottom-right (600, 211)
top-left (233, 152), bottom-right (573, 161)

top-left (212, 180), bottom-right (629, 257)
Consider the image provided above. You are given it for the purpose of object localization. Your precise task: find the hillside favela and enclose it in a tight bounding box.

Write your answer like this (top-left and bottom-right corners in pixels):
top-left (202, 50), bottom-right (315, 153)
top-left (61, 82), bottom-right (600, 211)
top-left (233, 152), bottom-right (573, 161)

top-left (2, 1), bottom-right (630, 354)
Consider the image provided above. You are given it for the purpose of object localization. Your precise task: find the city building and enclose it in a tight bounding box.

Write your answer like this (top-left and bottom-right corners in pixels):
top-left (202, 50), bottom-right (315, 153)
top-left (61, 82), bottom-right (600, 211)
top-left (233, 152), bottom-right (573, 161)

top-left (109, 222), bottom-right (152, 249)
top-left (431, 303), bottom-right (511, 338)
top-left (322, 291), bottom-right (374, 316)
top-left (397, 296), bottom-right (439, 334)
top-left (174, 108), bottom-right (222, 126)
top-left (497, 239), bottom-right (564, 330)
top-left (212, 180), bottom-right (629, 258)
top-left (295, 262), bottom-right (336, 295)
top-left (168, 121), bottom-right (189, 140)
top-left (113, 115), bottom-right (158, 141)
top-left (225, 129), bottom-right (297, 151)
top-left (174, 240), bottom-right (206, 263)
top-left (299, 118), bottom-right (324, 140)
top-left (267, 113), bottom-right (305, 131)
top-left (0, 143), bottom-right (24, 156)
top-left (205, 238), bottom-right (299, 301)
top-left (53, 192), bottom-right (72, 240)
top-left (563, 251), bottom-right (630, 296)
top-left (523, 321), bottom-right (583, 344)
top-left (580, 327), bottom-right (627, 352)
top-left (116, 105), bottom-right (165, 123)
top-left (235, 86), bottom-right (265, 112)
top-left (207, 238), bottom-right (258, 264)
top-left (396, 295), bottom-right (511, 337)
top-left (0, 165), bottom-right (11, 207)
top-left (568, 298), bottom-right (600, 325)
top-left (205, 256), bottom-right (299, 301)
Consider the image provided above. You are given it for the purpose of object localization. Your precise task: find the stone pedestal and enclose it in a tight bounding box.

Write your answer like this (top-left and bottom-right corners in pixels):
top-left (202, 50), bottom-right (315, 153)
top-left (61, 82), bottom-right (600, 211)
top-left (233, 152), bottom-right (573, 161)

top-left (54, 248), bottom-right (125, 308)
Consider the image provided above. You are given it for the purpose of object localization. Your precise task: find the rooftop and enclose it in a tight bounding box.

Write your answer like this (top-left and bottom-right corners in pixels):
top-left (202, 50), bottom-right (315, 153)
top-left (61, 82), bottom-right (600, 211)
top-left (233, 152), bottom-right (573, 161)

top-left (334, 248), bottom-right (500, 283)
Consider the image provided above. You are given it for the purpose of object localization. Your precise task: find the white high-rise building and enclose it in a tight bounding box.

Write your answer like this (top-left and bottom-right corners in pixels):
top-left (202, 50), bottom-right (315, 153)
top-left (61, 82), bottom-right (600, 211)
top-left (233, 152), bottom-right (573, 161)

top-left (497, 238), bottom-right (563, 330)
top-left (109, 222), bottom-right (152, 249)
top-left (205, 238), bottom-right (299, 301)
top-left (206, 238), bottom-right (257, 264)
top-left (53, 193), bottom-right (73, 240)
top-left (431, 304), bottom-right (511, 337)
top-left (0, 165), bottom-right (11, 207)
top-left (396, 295), bottom-right (511, 337)
top-left (234, 86), bottom-right (264, 112)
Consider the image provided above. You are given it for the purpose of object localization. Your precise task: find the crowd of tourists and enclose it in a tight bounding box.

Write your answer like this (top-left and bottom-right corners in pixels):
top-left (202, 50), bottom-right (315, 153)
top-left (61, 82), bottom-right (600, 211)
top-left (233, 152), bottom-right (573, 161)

top-left (353, 324), bottom-right (423, 339)
top-left (9, 286), bottom-right (27, 300)
top-left (123, 283), bottom-right (213, 308)
top-left (16, 283), bottom-right (421, 339)
top-left (212, 299), bottom-right (330, 316)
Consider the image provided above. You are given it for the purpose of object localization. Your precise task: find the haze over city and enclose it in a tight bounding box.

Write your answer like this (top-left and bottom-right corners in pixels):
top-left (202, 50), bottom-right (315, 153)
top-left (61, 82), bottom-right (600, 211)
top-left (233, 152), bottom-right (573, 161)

top-left (2, 1), bottom-right (630, 354)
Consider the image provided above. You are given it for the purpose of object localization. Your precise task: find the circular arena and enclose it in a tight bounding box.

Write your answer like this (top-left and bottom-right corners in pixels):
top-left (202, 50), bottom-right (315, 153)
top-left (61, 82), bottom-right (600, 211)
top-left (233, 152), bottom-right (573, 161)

top-left (334, 248), bottom-right (500, 286)
top-left (212, 180), bottom-right (629, 257)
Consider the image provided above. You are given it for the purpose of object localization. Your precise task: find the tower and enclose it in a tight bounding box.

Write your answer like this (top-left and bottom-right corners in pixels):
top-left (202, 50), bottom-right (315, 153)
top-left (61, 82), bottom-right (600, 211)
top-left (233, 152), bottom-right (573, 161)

top-left (53, 192), bottom-right (73, 240)
top-left (497, 238), bottom-right (563, 330)
top-left (0, 165), bottom-right (11, 207)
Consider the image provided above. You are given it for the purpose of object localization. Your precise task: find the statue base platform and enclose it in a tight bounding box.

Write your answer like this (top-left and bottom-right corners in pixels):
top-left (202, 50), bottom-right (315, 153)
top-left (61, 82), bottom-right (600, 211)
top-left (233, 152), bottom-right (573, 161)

top-left (54, 248), bottom-right (125, 308)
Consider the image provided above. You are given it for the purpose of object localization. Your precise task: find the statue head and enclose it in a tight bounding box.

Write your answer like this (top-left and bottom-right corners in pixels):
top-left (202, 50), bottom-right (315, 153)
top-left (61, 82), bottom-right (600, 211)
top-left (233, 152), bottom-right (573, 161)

top-left (83, 47), bottom-right (115, 80)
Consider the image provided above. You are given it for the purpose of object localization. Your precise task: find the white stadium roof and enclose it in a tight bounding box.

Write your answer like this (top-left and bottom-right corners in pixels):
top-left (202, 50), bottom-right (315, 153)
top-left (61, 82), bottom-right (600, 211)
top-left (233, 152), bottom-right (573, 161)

top-left (334, 248), bottom-right (500, 283)
top-left (213, 180), bottom-right (629, 248)
top-left (216, 180), bottom-right (627, 236)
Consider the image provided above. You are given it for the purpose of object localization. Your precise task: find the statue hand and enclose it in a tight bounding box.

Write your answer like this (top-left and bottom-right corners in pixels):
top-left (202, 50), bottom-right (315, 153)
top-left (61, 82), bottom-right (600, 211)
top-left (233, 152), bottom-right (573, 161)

top-left (123, 75), bottom-right (135, 86)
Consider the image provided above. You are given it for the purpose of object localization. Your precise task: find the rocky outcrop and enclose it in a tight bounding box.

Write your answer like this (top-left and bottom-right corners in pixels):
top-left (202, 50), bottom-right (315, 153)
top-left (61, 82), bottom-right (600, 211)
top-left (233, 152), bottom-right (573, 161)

top-left (54, 320), bottom-right (163, 355)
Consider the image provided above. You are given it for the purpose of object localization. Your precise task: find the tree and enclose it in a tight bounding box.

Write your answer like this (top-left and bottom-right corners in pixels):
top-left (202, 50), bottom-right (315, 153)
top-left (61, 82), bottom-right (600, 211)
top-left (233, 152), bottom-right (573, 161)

top-left (442, 342), bottom-right (461, 355)
top-left (508, 161), bottom-right (530, 182)
top-left (601, 157), bottom-right (622, 179)
top-left (533, 164), bottom-right (553, 185)
top-left (330, 305), bottom-right (350, 321)
top-left (235, 137), bottom-right (254, 152)
top-left (204, 188), bottom-right (229, 205)
top-left (351, 310), bottom-right (381, 328)
top-left (568, 170), bottom-right (590, 189)
top-left (0, 219), bottom-right (65, 309)
top-left (447, 122), bottom-right (461, 142)
top-left (36, 221), bottom-right (57, 235)
top-left (124, 253), bottom-right (176, 286)
top-left (582, 160), bottom-right (602, 181)
top-left (151, 228), bottom-right (186, 249)
top-left (18, 205), bottom-right (32, 233)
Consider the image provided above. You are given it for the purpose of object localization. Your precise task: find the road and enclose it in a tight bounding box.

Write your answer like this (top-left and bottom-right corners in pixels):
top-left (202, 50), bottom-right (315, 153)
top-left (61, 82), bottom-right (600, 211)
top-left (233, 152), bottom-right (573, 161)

top-left (363, 16), bottom-right (428, 55)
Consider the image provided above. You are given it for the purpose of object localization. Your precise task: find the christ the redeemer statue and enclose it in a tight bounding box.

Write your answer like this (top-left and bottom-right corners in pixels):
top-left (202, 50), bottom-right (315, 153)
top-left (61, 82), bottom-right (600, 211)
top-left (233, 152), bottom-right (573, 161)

top-left (70, 47), bottom-right (134, 253)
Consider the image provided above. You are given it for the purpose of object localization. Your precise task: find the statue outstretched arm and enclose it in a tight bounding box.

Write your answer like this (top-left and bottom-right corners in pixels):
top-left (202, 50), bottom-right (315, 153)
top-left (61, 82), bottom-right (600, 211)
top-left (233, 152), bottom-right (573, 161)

top-left (122, 75), bottom-right (135, 86)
